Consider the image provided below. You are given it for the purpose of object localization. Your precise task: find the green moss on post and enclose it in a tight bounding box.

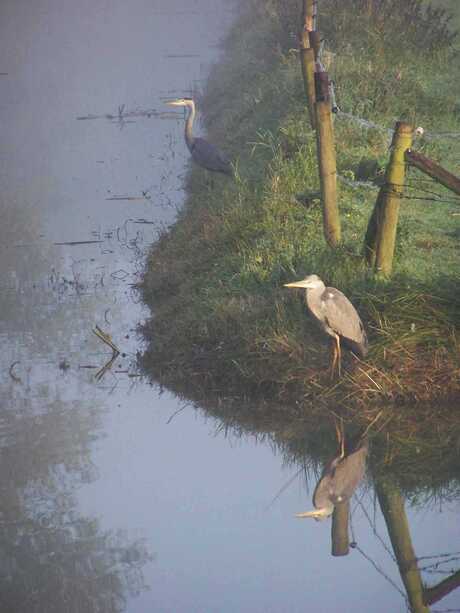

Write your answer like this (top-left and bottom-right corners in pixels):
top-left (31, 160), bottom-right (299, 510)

top-left (374, 122), bottom-right (413, 276)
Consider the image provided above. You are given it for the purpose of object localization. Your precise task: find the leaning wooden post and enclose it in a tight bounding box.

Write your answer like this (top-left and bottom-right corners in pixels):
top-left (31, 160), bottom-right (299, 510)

top-left (405, 149), bottom-right (460, 197)
top-left (374, 122), bottom-right (413, 276)
top-left (331, 501), bottom-right (350, 556)
top-left (376, 479), bottom-right (430, 613)
top-left (315, 67), bottom-right (341, 247)
top-left (364, 122), bottom-right (412, 272)
top-left (299, 0), bottom-right (316, 129)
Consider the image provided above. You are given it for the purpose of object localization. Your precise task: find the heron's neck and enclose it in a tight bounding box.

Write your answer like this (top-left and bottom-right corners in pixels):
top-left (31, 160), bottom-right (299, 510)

top-left (305, 286), bottom-right (324, 318)
top-left (184, 103), bottom-right (195, 152)
top-left (317, 504), bottom-right (334, 519)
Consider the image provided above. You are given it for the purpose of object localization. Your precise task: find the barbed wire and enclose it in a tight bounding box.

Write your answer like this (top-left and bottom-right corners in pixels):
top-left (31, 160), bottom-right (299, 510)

top-left (335, 109), bottom-right (460, 143)
top-left (338, 174), bottom-right (379, 190)
top-left (349, 511), bottom-right (408, 603)
top-left (349, 496), bottom-right (408, 604)
top-left (338, 170), bottom-right (460, 207)
top-left (353, 493), bottom-right (397, 562)
top-left (418, 551), bottom-right (460, 562)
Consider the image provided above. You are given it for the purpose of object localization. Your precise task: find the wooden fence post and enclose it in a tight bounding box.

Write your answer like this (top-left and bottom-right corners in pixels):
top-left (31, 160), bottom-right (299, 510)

top-left (376, 479), bottom-right (430, 613)
top-left (299, 0), bottom-right (316, 129)
top-left (331, 502), bottom-right (350, 556)
top-left (364, 122), bottom-right (412, 274)
top-left (315, 68), bottom-right (341, 247)
top-left (405, 149), bottom-right (460, 197)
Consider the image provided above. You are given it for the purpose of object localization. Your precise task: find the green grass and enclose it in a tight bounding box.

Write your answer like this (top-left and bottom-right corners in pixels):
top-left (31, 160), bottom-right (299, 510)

top-left (140, 0), bottom-right (460, 493)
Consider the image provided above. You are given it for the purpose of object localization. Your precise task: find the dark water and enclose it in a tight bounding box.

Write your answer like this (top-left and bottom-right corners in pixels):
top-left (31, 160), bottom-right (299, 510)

top-left (1, 1), bottom-right (459, 611)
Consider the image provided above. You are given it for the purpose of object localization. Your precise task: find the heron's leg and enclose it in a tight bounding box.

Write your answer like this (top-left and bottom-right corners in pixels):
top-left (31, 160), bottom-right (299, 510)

top-left (336, 336), bottom-right (342, 377)
top-left (334, 418), bottom-right (345, 460)
top-left (330, 338), bottom-right (338, 379)
top-left (330, 334), bottom-right (341, 379)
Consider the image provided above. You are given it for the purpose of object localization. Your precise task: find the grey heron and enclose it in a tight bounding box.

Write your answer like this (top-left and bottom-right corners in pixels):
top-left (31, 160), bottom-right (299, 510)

top-left (297, 426), bottom-right (368, 521)
top-left (284, 274), bottom-right (368, 376)
top-left (166, 98), bottom-right (233, 176)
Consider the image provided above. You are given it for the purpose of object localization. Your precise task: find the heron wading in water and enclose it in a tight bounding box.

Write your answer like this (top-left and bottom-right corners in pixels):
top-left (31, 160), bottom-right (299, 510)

top-left (166, 98), bottom-right (233, 176)
top-left (284, 274), bottom-right (368, 376)
top-left (297, 424), bottom-right (368, 521)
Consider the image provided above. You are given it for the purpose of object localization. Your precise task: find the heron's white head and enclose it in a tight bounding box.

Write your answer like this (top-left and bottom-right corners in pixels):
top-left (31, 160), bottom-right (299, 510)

top-left (295, 506), bottom-right (334, 522)
top-left (165, 97), bottom-right (194, 109)
top-left (284, 274), bottom-right (324, 291)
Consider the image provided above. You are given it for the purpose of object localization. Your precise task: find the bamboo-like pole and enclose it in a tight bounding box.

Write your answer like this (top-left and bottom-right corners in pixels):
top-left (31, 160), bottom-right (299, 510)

top-left (300, 49), bottom-right (316, 130)
top-left (315, 69), bottom-right (341, 247)
top-left (299, 0), bottom-right (316, 130)
top-left (424, 569), bottom-right (460, 606)
top-left (299, 0), bottom-right (316, 129)
top-left (405, 149), bottom-right (460, 197)
top-left (302, 0), bottom-right (315, 32)
top-left (376, 479), bottom-right (430, 613)
top-left (364, 122), bottom-right (412, 274)
top-left (331, 501), bottom-right (350, 556)
top-left (363, 189), bottom-right (384, 267)
top-left (309, 30), bottom-right (321, 60)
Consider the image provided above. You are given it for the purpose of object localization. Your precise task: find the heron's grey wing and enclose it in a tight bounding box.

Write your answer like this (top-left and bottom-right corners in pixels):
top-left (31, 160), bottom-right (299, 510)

top-left (191, 137), bottom-right (232, 174)
top-left (328, 441), bottom-right (368, 503)
top-left (312, 455), bottom-right (342, 509)
top-left (322, 288), bottom-right (368, 356)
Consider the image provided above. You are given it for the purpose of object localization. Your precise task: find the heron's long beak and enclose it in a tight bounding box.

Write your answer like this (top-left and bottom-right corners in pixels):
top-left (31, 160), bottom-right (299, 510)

top-left (295, 510), bottom-right (321, 518)
top-left (284, 279), bottom-right (310, 289)
top-left (165, 100), bottom-right (183, 107)
top-left (296, 508), bottom-right (332, 521)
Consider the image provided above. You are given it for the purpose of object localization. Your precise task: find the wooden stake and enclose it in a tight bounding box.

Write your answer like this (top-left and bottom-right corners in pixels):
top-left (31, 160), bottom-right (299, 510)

top-left (331, 501), bottom-right (350, 556)
top-left (309, 30), bottom-right (321, 60)
top-left (376, 479), bottom-right (430, 613)
top-left (315, 69), bottom-right (341, 247)
top-left (299, 0), bottom-right (316, 129)
top-left (364, 122), bottom-right (412, 274)
top-left (405, 149), bottom-right (460, 197)
top-left (300, 48), bottom-right (316, 130)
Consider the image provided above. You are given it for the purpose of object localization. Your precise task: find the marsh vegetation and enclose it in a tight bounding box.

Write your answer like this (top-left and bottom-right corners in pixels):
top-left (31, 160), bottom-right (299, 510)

top-left (140, 0), bottom-right (460, 499)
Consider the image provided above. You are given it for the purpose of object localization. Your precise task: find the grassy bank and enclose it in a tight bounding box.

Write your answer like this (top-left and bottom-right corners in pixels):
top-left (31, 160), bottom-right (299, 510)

top-left (140, 0), bottom-right (460, 460)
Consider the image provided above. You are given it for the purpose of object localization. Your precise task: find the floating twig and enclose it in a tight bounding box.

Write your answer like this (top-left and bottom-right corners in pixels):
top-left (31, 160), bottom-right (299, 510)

top-left (92, 325), bottom-right (121, 381)
top-left (95, 353), bottom-right (118, 382)
top-left (9, 361), bottom-right (21, 383)
top-left (93, 325), bottom-right (120, 354)
top-left (54, 240), bottom-right (104, 246)
top-left (106, 194), bottom-right (151, 201)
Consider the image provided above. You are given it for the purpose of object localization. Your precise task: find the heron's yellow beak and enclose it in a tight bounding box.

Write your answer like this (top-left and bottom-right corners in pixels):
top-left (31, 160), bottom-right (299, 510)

top-left (296, 508), bottom-right (331, 521)
top-left (165, 100), bottom-right (183, 107)
top-left (295, 510), bottom-right (320, 518)
top-left (284, 279), bottom-right (310, 289)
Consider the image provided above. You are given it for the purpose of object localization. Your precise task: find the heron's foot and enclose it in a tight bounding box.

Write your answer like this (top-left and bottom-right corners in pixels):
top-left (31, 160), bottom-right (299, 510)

top-left (334, 418), bottom-right (345, 460)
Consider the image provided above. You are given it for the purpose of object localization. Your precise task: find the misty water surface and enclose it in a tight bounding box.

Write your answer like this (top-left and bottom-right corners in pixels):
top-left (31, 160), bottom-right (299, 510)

top-left (0, 1), bottom-right (459, 612)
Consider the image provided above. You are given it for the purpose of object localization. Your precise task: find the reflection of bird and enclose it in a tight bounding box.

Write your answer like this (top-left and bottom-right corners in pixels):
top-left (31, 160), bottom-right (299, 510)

top-left (166, 98), bottom-right (233, 176)
top-left (297, 424), bottom-right (368, 521)
top-left (284, 274), bottom-right (368, 375)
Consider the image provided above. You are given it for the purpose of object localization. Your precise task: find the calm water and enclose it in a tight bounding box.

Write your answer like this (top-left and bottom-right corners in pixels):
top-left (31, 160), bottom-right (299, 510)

top-left (1, 1), bottom-right (459, 611)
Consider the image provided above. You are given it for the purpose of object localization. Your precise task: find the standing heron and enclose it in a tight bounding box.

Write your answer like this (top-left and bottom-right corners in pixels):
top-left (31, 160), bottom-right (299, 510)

top-left (284, 274), bottom-right (368, 376)
top-left (296, 426), bottom-right (368, 521)
top-left (166, 98), bottom-right (233, 176)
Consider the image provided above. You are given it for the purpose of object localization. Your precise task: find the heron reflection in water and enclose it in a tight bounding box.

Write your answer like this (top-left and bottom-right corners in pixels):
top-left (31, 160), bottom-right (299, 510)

top-left (284, 274), bottom-right (368, 376)
top-left (297, 423), bottom-right (368, 521)
top-left (166, 98), bottom-right (233, 176)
